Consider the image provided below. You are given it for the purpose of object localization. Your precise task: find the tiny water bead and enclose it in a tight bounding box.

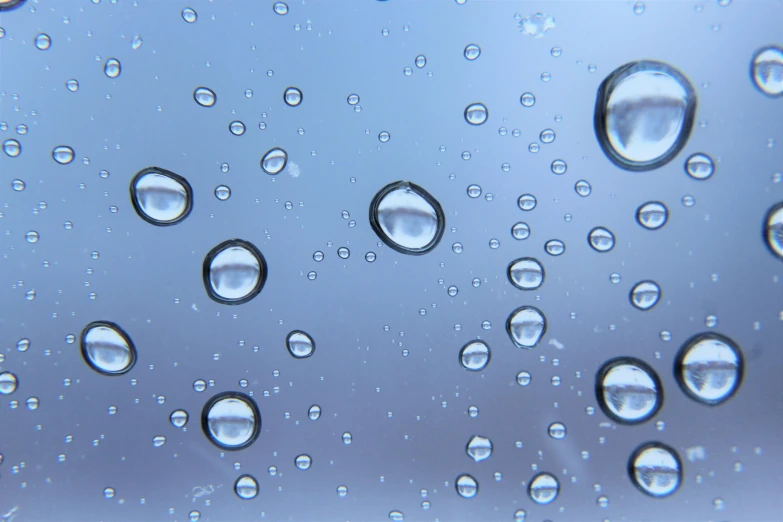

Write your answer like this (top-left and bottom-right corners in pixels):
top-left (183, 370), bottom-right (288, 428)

top-left (540, 129), bottom-right (555, 143)
top-left (234, 474), bottom-right (259, 500)
top-left (630, 280), bottom-right (661, 311)
top-left (575, 180), bottom-right (592, 197)
top-left (389, 511), bottom-right (404, 522)
top-left (347, 94), bottom-right (359, 105)
top-left (516, 371), bottom-right (531, 386)
top-left (370, 181), bottom-right (445, 255)
top-left (511, 222), bottom-right (530, 240)
top-left (518, 194), bottom-right (537, 211)
top-left (25, 230), bottom-right (39, 243)
top-left (684, 153), bottom-right (714, 180)
top-left (763, 202), bottom-right (783, 259)
top-left (550, 159), bottom-right (567, 175)
top-left (104, 58), bottom-right (121, 78)
top-left (588, 227), bottom-right (616, 253)
top-left (104, 487), bottom-right (116, 499)
top-left (506, 306), bottom-right (546, 348)
top-left (455, 474), bottom-right (478, 498)
top-left (464, 43), bottom-right (480, 61)
top-left (273, 1), bottom-right (288, 15)
top-left (283, 86), bottom-right (303, 107)
top-left (466, 435), bottom-right (492, 462)
top-left (193, 379), bottom-right (207, 392)
top-left (153, 435), bottom-right (166, 447)
top-left (81, 321), bottom-right (137, 376)
top-left (229, 121), bottom-right (246, 136)
top-left (547, 422), bottom-right (566, 440)
top-left (629, 443), bottom-right (682, 497)
top-left (337, 247), bottom-right (350, 259)
top-left (182, 7), bottom-right (197, 23)
top-left (52, 145), bottom-right (75, 164)
top-left (459, 340), bottom-right (490, 371)
top-left (467, 184), bottom-right (482, 198)
top-left (379, 131), bottom-right (391, 143)
top-left (287, 330), bottom-right (315, 359)
top-left (520, 92), bottom-right (535, 107)
top-left (751, 45), bottom-right (783, 97)
top-left (215, 185), bottom-right (231, 201)
top-left (544, 239), bottom-right (565, 256)
top-left (464, 103), bottom-right (488, 125)
top-left (203, 239), bottom-right (267, 305)
top-left (596, 357), bottom-right (662, 424)
top-left (131, 34), bottom-right (142, 50)
top-left (508, 258), bottom-right (544, 290)
top-left (0, 372), bottom-right (19, 395)
top-left (415, 54), bottom-right (427, 68)
top-left (308, 404), bottom-right (321, 420)
top-left (337, 485), bottom-right (348, 497)
top-left (202, 392), bottom-right (261, 450)
top-left (193, 87), bottom-right (216, 107)
top-left (295, 454), bottom-right (312, 470)
top-left (17, 338), bottom-right (30, 352)
top-left (66, 79), bottom-right (79, 92)
top-left (3, 138), bottom-right (21, 157)
top-left (595, 60), bottom-right (697, 170)
top-left (170, 409), bottom-right (189, 428)
top-left (261, 147), bottom-right (288, 175)
top-left (675, 332), bottom-right (743, 405)
top-left (636, 201), bottom-right (669, 230)
top-left (130, 167), bottom-right (193, 225)
top-left (528, 473), bottom-right (559, 505)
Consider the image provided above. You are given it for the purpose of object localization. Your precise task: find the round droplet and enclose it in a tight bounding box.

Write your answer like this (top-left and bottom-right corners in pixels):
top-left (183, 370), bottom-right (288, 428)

top-left (308, 404), bottom-right (321, 420)
top-left (261, 147), bottom-right (287, 175)
top-left (467, 184), bottom-right (482, 198)
top-left (66, 79), bottom-right (79, 92)
top-left (365, 252), bottom-right (376, 262)
top-left (104, 487), bottom-right (115, 499)
top-left (508, 258), bottom-right (544, 290)
top-left (636, 201), bottom-right (669, 230)
top-left (675, 332), bottom-right (743, 405)
top-left (370, 181), bottom-right (445, 255)
top-left (130, 167), bottom-right (192, 225)
top-left (16, 338), bottom-right (30, 352)
top-left (540, 129), bottom-right (555, 143)
top-left (466, 435), bottom-right (492, 462)
top-left (551, 159), bottom-right (567, 175)
top-left (455, 474), bottom-right (478, 499)
top-left (25, 230), bottom-right (39, 243)
top-left (518, 194), bottom-right (537, 211)
top-left (203, 239), bottom-right (267, 305)
top-left (34, 33), bottom-right (51, 50)
top-left (3, 138), bottom-right (21, 157)
top-left (629, 443), bottom-right (682, 497)
top-left (764, 202), bottom-right (783, 259)
top-left (229, 121), bottom-right (246, 136)
top-left (80, 321), bottom-right (137, 375)
top-left (595, 60), bottom-right (697, 170)
top-left (215, 185), bottom-right (231, 201)
top-left (548, 422), bottom-right (566, 439)
top-left (337, 247), bottom-right (350, 259)
top-left (464, 44), bottom-right (480, 60)
top-left (52, 145), bottom-right (74, 164)
top-left (506, 306), bottom-right (546, 348)
top-left (574, 180), bottom-right (591, 197)
top-left (459, 341), bottom-right (490, 371)
top-left (347, 94), bottom-right (359, 105)
top-left (104, 58), bottom-right (121, 78)
top-left (153, 435), bottom-right (166, 447)
top-left (283, 86), bottom-right (303, 107)
top-left (378, 131), bottom-right (391, 143)
top-left (295, 454), bottom-right (312, 470)
top-left (545, 239), bottom-right (565, 256)
top-left (528, 473), bottom-right (559, 505)
top-left (193, 379), bottom-right (207, 392)
top-left (170, 409), bottom-right (189, 428)
top-left (273, 1), bottom-right (289, 15)
top-left (182, 7), bottom-right (197, 23)
top-left (517, 371), bottom-right (531, 386)
top-left (520, 92), bottom-right (536, 107)
top-left (588, 227), bottom-right (616, 253)
top-left (630, 280), bottom-right (661, 311)
top-left (509, 223), bottom-right (530, 241)
top-left (464, 103), bottom-right (488, 125)
top-left (685, 153), bottom-right (714, 180)
top-left (234, 474), bottom-right (259, 499)
top-left (287, 330), bottom-right (315, 359)
top-left (193, 87), bottom-right (216, 107)
top-left (389, 511), bottom-right (404, 522)
top-left (0, 372), bottom-right (18, 395)
top-left (415, 55), bottom-right (426, 68)
top-left (751, 45), bottom-right (783, 97)
top-left (596, 357), bottom-right (663, 424)
top-left (202, 392), bottom-right (260, 450)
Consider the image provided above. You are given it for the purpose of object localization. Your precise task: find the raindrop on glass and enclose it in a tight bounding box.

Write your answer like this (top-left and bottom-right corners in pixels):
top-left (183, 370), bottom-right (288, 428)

top-left (545, 239), bottom-right (565, 256)
top-left (518, 194), bottom-right (537, 211)
top-left (170, 409), bottom-right (189, 428)
top-left (528, 473), bottom-right (559, 505)
top-left (52, 145), bottom-right (74, 164)
top-left (466, 435), bottom-right (492, 462)
top-left (464, 44), bottom-right (480, 61)
top-left (548, 422), bottom-right (566, 439)
top-left (764, 202), bottom-right (783, 259)
top-left (630, 280), bottom-right (661, 311)
top-left (25, 230), bottom-right (39, 243)
top-left (229, 121), bottom-right (246, 136)
top-left (3, 138), bottom-right (21, 157)
top-left (369, 181), bottom-right (445, 255)
top-left (520, 92), bottom-right (536, 107)
top-left (287, 330), bottom-right (315, 359)
top-left (193, 87), bottom-right (216, 107)
top-left (464, 103), bottom-right (488, 125)
top-left (684, 153), bottom-right (714, 180)
top-left (511, 222), bottom-right (530, 240)
top-left (596, 357), bottom-right (662, 424)
top-left (636, 201), bottom-right (668, 230)
top-left (284, 87), bottom-right (303, 107)
top-left (203, 240), bottom-right (267, 305)
top-left (551, 159), bottom-right (567, 175)
top-left (202, 392), bottom-right (260, 450)
top-left (104, 58), bottom-right (121, 78)
top-left (751, 45), bottom-right (783, 97)
top-left (215, 185), bottom-right (231, 201)
top-left (347, 94), bottom-right (359, 105)
top-left (508, 258), bottom-right (544, 290)
top-left (34, 33), bottom-right (51, 50)
top-left (675, 333), bottom-right (743, 405)
top-left (506, 306), bottom-right (546, 348)
top-left (234, 474), bottom-right (259, 499)
top-left (588, 227), bottom-right (616, 253)
top-left (182, 7), bottom-right (197, 23)
top-left (261, 147), bottom-right (287, 175)
top-left (629, 443), bottom-right (682, 497)
top-left (295, 454), bottom-right (312, 470)
top-left (415, 55), bottom-right (426, 68)
top-left (467, 184), bottom-right (482, 198)
top-left (379, 131), bottom-right (391, 143)
top-left (308, 404), bottom-right (321, 420)
top-left (0, 372), bottom-right (19, 395)
top-left (130, 167), bottom-right (192, 225)
top-left (66, 79), bottom-right (79, 92)
top-left (517, 371), bottom-right (531, 386)
top-left (455, 474), bottom-right (478, 498)
top-left (459, 341), bottom-right (490, 371)
top-left (273, 1), bottom-right (289, 15)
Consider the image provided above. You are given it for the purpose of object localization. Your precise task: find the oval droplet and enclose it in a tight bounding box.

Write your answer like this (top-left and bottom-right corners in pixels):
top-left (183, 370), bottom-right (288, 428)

top-left (517, 194), bottom-right (537, 211)
top-left (104, 58), bottom-right (121, 78)
top-left (193, 87), bottom-right (216, 107)
top-left (287, 330), bottom-right (315, 359)
top-left (630, 280), bottom-right (661, 311)
top-left (628, 443), bottom-right (682, 497)
top-left (544, 239), bottom-right (565, 256)
top-left (52, 145), bottom-right (74, 164)
top-left (575, 180), bottom-right (592, 197)
top-left (34, 33), bottom-right (51, 50)
top-left (464, 44), bottom-right (481, 61)
top-left (261, 147), bottom-right (287, 175)
top-left (284, 87), bottom-right (302, 107)
top-left (66, 79), bottom-right (79, 92)
top-left (273, 1), bottom-right (289, 15)
top-left (182, 7), bottom-right (197, 23)
top-left (596, 357), bottom-right (662, 424)
top-left (215, 185), bottom-right (231, 201)
top-left (508, 258), bottom-right (544, 290)
top-left (295, 454), bottom-right (312, 470)
top-left (203, 239), bottom-right (267, 305)
top-left (130, 167), bottom-right (193, 225)
top-left (466, 435), bottom-right (492, 462)
top-left (455, 474), bottom-right (478, 498)
top-left (415, 55), bottom-right (427, 68)
top-left (170, 409), bottom-right (189, 428)
top-left (588, 227), bottom-right (616, 253)
top-left (464, 103), bottom-right (488, 125)
top-left (369, 181), bottom-right (445, 255)
top-left (675, 332), bottom-right (743, 405)
top-left (684, 153), bottom-right (714, 180)
top-left (459, 341), bottom-right (490, 371)
top-left (636, 201), bottom-right (669, 230)
top-left (506, 306), bottom-right (546, 348)
top-left (528, 473), bottom-right (559, 505)
top-left (308, 404), bottom-right (321, 420)
top-left (520, 92), bottom-right (536, 107)
top-left (511, 222), bottom-right (530, 240)
top-left (0, 372), bottom-right (19, 395)
top-left (548, 422), bottom-right (566, 439)
top-left (595, 60), bottom-right (697, 170)
top-left (80, 321), bottom-right (137, 375)
top-left (201, 392), bottom-right (261, 450)
top-left (229, 121), bottom-right (246, 136)
top-left (234, 474), bottom-right (259, 499)
top-left (751, 45), bottom-right (783, 97)
top-left (3, 138), bottom-right (21, 157)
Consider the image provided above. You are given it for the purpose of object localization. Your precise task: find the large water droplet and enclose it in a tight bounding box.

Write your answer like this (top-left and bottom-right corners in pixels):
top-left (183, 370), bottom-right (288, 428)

top-left (0, 372), bottom-right (19, 395)
top-left (575, 180), bottom-right (592, 197)
top-left (234, 474), bottom-right (259, 499)
top-left (508, 258), bottom-right (544, 290)
top-left (34, 33), bottom-right (51, 50)
top-left (3, 138), bottom-right (21, 157)
top-left (596, 357), bottom-right (662, 424)
top-left (751, 45), bottom-right (783, 97)
top-left (459, 341), bottom-right (490, 371)
top-left (104, 58), bottom-right (121, 78)
top-left (636, 201), bottom-right (668, 230)
top-left (203, 240), bottom-right (267, 305)
top-left (170, 409), bottom-right (189, 428)
top-left (261, 147), bottom-right (287, 175)
top-left (369, 181), bottom-right (445, 255)
top-left (466, 435), bottom-right (492, 462)
top-left (130, 167), bottom-right (193, 225)
top-left (588, 227), bottom-right (616, 252)
top-left (295, 454), bottom-right (312, 470)
top-left (763, 202), bottom-right (783, 259)
top-left (517, 194), bottom-right (537, 211)
top-left (630, 280), bottom-right (661, 310)
top-left (506, 306), bottom-right (546, 348)
top-left (528, 473), bottom-right (559, 504)
top-left (455, 474), bottom-right (478, 498)
top-left (464, 103), bottom-right (488, 125)
top-left (202, 392), bottom-right (260, 450)
top-left (80, 321), bottom-right (137, 375)
top-left (287, 330), bottom-right (315, 359)
top-left (284, 87), bottom-right (303, 107)
top-left (52, 145), bottom-right (74, 164)
top-left (675, 333), bottom-right (743, 405)
top-left (629, 443), bottom-right (682, 497)
top-left (273, 1), bottom-right (289, 15)
top-left (193, 87), bottom-right (216, 107)
top-left (595, 60), bottom-right (696, 170)
top-left (544, 239), bottom-right (565, 256)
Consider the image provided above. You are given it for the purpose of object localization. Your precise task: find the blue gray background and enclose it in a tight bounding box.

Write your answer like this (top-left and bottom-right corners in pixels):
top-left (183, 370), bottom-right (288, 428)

top-left (1, 0), bottom-right (782, 520)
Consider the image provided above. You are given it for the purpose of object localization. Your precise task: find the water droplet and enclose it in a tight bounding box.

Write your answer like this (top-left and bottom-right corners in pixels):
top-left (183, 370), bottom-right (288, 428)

top-left (551, 159), bottom-right (567, 175)
top-left (681, 195), bottom-right (695, 207)
top-left (466, 435), bottom-right (492, 462)
top-left (182, 7), bottom-right (197, 23)
top-left (307, 271), bottom-right (317, 280)
top-left (516, 371), bottom-right (532, 386)
top-left (528, 473), bottom-right (559, 504)
top-left (52, 145), bottom-right (74, 164)
top-left (588, 227), bottom-right (616, 252)
top-left (508, 258), bottom-right (544, 290)
top-left (295, 454), bottom-right (312, 470)
top-left (261, 147), bottom-right (288, 175)
top-left (104, 487), bottom-right (116, 499)
top-left (34, 33), bottom-right (51, 50)
top-left (153, 435), bottom-right (166, 447)
top-left (451, 242), bottom-right (463, 254)
top-left (229, 121), bottom-right (246, 136)
top-left (215, 185), bottom-right (231, 201)
top-left (520, 92), bottom-right (536, 107)
top-left (337, 485), bottom-right (348, 497)
top-left (234, 474), bottom-right (259, 499)
top-left (130, 167), bottom-right (193, 225)
top-left (3, 138), bottom-right (21, 157)
top-left (595, 61), bottom-right (696, 170)
top-left (629, 443), bottom-right (682, 497)
top-left (389, 511), bottom-right (404, 522)
top-left (551, 46), bottom-right (562, 57)
top-left (455, 474), bottom-right (478, 498)
top-left (459, 341), bottom-right (491, 371)
top-left (675, 332), bottom-right (743, 405)
top-left (751, 46), bottom-right (783, 97)
top-left (308, 404), bottom-right (321, 420)
top-left (447, 285), bottom-right (459, 297)
top-left (0, 372), bottom-right (19, 395)
top-left (518, 12), bottom-right (556, 38)
top-left (273, 1), bottom-right (288, 15)
top-left (189, 511), bottom-right (201, 521)
top-left (464, 44), bottom-right (481, 60)
top-left (193, 379), bottom-right (206, 392)
top-left (685, 153), bottom-right (714, 180)
top-left (509, 222), bottom-right (530, 241)
top-left (636, 201), bottom-right (669, 230)
top-left (131, 34), bottom-right (142, 49)
top-left (764, 203), bottom-right (783, 259)
top-left (284, 86), bottom-right (303, 107)
top-left (378, 131), bottom-right (391, 143)
top-left (548, 422), bottom-right (566, 439)
top-left (464, 103), bottom-right (488, 125)
top-left (347, 94), bottom-right (359, 105)
top-left (202, 392), bottom-right (260, 450)
top-left (713, 497), bottom-right (726, 511)
top-left (573, 180), bottom-right (591, 197)
top-left (467, 184), bottom-right (482, 198)
top-left (80, 321), bottom-right (137, 375)
top-left (544, 239), bottom-right (565, 256)
top-left (630, 280), bottom-right (661, 310)
top-left (104, 58), bottom-right (121, 78)
top-left (489, 238), bottom-right (500, 249)
top-left (337, 247), bottom-right (350, 259)
top-left (203, 240), bottom-right (267, 304)
top-left (193, 87), bottom-right (216, 107)
top-left (415, 54), bottom-right (427, 68)
top-left (633, 2), bottom-right (646, 14)
top-left (287, 330), bottom-right (315, 359)
top-left (596, 357), bottom-right (662, 424)
top-left (518, 194), bottom-right (537, 211)
top-left (506, 306), bottom-right (546, 348)
top-left (25, 230), bottom-right (39, 243)
top-left (513, 509), bottom-right (527, 521)
top-left (540, 129), bottom-right (556, 143)
top-left (170, 409), bottom-right (189, 428)
top-left (65, 79), bottom-right (80, 92)
top-left (370, 181), bottom-right (445, 255)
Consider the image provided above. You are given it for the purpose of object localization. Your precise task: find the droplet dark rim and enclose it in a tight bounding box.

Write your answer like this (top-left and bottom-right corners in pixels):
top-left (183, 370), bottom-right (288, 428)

top-left (629, 280), bottom-right (662, 311)
top-left (517, 194), bottom-right (537, 211)
top-left (684, 152), bottom-right (715, 180)
top-left (202, 239), bottom-right (268, 305)
top-left (201, 391), bottom-right (261, 451)
top-left (193, 87), bottom-right (216, 107)
top-left (505, 306), bottom-right (547, 349)
top-left (283, 86), bottom-right (303, 106)
top-left (287, 330), bottom-right (315, 359)
top-left (587, 226), bottom-right (616, 253)
top-left (465, 435), bottom-right (493, 461)
top-left (80, 320), bottom-right (137, 376)
top-left (547, 422), bottom-right (567, 440)
top-left (636, 201), bottom-right (669, 231)
top-left (368, 180), bottom-right (446, 255)
top-left (464, 103), bottom-right (488, 126)
top-left (0, 371), bottom-right (19, 395)
top-left (544, 240), bottom-right (565, 256)
top-left (228, 120), bottom-right (246, 136)
top-left (594, 60), bottom-right (697, 171)
top-left (294, 454), bottom-right (312, 470)
top-left (594, 356), bottom-right (664, 425)
top-left (129, 166), bottom-right (194, 226)
top-left (454, 474), bottom-right (478, 498)
top-left (673, 332), bottom-right (744, 406)
top-left (507, 257), bottom-right (545, 290)
top-left (627, 442), bottom-right (683, 498)
top-left (260, 147), bottom-right (288, 175)
top-left (459, 340), bottom-right (491, 372)
top-left (527, 472), bottom-right (560, 505)
top-left (52, 145), bottom-right (74, 165)
top-left (510, 222), bottom-right (530, 240)
top-left (169, 409), bottom-right (189, 427)
top-left (762, 202), bottom-right (783, 261)
top-left (234, 474), bottom-right (259, 500)
top-left (750, 45), bottom-right (783, 98)
top-left (0, 0), bottom-right (26, 12)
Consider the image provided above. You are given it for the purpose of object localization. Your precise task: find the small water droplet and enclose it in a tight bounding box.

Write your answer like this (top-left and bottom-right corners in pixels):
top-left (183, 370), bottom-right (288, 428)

top-left (518, 194), bottom-right (537, 211)
top-left (65, 79), bottom-right (80, 92)
top-left (518, 13), bottom-right (556, 38)
top-left (287, 330), bottom-right (315, 359)
top-left (295, 454), bottom-right (312, 470)
top-left (389, 511), bottom-right (404, 522)
top-left (751, 45), bottom-right (783, 97)
top-left (104, 487), bottom-right (116, 499)
top-left (464, 103), bottom-right (488, 125)
top-left (284, 86), bottom-right (303, 107)
top-left (81, 321), bottom-right (137, 375)
top-left (455, 474), bottom-right (478, 498)
top-left (630, 280), bottom-right (661, 310)
top-left (636, 201), bottom-right (669, 230)
top-left (25, 230), bottom-right (39, 243)
top-left (378, 131), bottom-right (391, 143)
top-left (153, 435), bottom-right (166, 447)
top-left (675, 332), bottom-right (743, 405)
top-left (550, 159), bottom-right (567, 175)
top-left (337, 247), bottom-right (350, 259)
top-left (464, 43), bottom-right (481, 60)
top-left (544, 239), bottom-right (565, 256)
top-left (215, 185), bottom-right (231, 201)
top-left (508, 258), bottom-right (544, 290)
top-left (131, 34), bottom-right (142, 49)
top-left (548, 422), bottom-right (566, 439)
top-left (203, 240), bottom-right (267, 304)
top-left (3, 138), bottom-right (21, 157)
top-left (0, 372), bottom-right (19, 395)
top-left (261, 147), bottom-right (287, 175)
top-left (273, 1), bottom-right (288, 15)
top-left (182, 7), bottom-right (197, 23)
top-left (234, 474), bottom-right (259, 499)
top-left (520, 92), bottom-right (536, 107)
top-left (466, 435), bottom-right (492, 462)
top-left (467, 184), bottom-right (482, 198)
top-left (528, 473), bottom-right (559, 504)
top-left (229, 121), bottom-right (246, 136)
top-left (511, 222), bottom-right (530, 240)
top-left (52, 145), bottom-right (74, 164)
top-left (308, 404), bottom-right (321, 420)
top-left (202, 392), bottom-right (260, 449)
top-left (633, 2), bottom-right (646, 14)
top-left (588, 227), bottom-right (616, 252)
top-left (170, 409), bottom-right (189, 428)
top-left (415, 54), bottom-right (427, 68)
top-left (193, 87), bottom-right (216, 107)
top-left (104, 58), bottom-right (121, 78)
top-left (764, 203), bottom-right (783, 259)
top-left (629, 443), bottom-right (682, 497)
top-left (685, 153), bottom-right (715, 180)
top-left (34, 33), bottom-right (51, 50)
top-left (347, 93), bottom-right (359, 105)
top-left (596, 357), bottom-right (662, 423)
top-left (459, 341), bottom-right (491, 371)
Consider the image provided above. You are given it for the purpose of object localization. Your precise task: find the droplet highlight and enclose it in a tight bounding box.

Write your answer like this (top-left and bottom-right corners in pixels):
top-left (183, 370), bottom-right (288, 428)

top-left (675, 333), bottom-right (743, 405)
top-left (130, 167), bottom-right (193, 226)
top-left (596, 357), bottom-right (663, 424)
top-left (201, 392), bottom-right (261, 450)
top-left (369, 181), bottom-right (445, 255)
top-left (459, 341), bottom-right (490, 371)
top-left (203, 239), bottom-right (267, 305)
top-left (506, 306), bottom-right (546, 348)
top-left (508, 258), bottom-right (544, 290)
top-left (80, 321), bottom-right (137, 375)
